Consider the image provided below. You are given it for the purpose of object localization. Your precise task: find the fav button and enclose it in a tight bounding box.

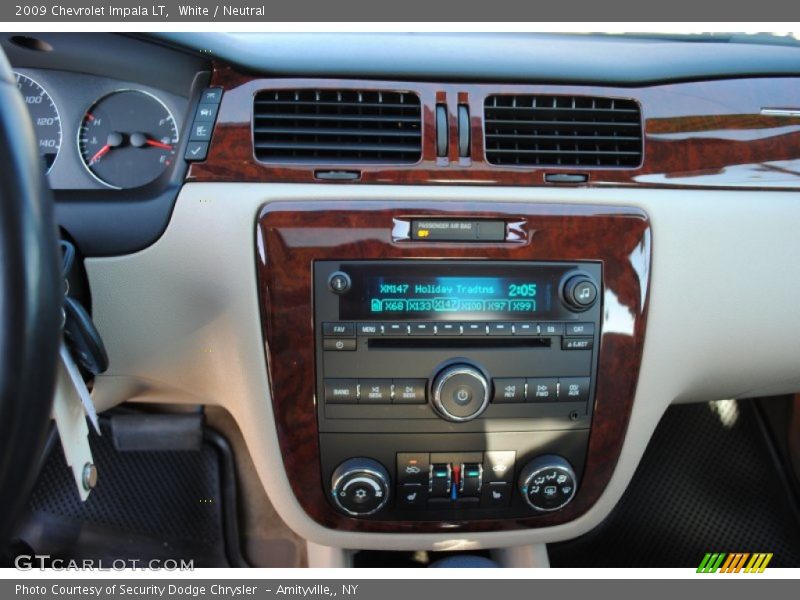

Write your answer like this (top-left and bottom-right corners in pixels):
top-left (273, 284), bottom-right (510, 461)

top-left (323, 322), bottom-right (355, 337)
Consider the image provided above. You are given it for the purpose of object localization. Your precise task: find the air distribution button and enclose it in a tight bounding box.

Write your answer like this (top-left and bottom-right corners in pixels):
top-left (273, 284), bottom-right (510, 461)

top-left (431, 363), bottom-right (490, 422)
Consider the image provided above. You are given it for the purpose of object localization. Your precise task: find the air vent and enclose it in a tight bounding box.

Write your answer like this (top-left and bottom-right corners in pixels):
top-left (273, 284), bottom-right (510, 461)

top-left (253, 89), bottom-right (422, 163)
top-left (484, 95), bottom-right (643, 167)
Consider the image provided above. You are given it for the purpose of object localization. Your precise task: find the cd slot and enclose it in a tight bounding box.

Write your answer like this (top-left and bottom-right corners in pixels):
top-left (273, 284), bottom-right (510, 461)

top-left (368, 338), bottom-right (551, 350)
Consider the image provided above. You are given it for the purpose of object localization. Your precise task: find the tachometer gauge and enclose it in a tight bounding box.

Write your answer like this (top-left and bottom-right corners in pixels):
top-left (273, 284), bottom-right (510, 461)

top-left (78, 90), bottom-right (178, 189)
top-left (13, 72), bottom-right (61, 174)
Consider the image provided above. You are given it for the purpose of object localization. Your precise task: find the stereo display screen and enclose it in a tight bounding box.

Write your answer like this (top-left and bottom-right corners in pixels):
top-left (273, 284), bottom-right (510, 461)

top-left (338, 262), bottom-right (572, 321)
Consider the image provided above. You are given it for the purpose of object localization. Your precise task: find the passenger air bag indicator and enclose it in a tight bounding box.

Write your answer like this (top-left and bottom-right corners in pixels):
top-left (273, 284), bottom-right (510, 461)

top-left (411, 219), bottom-right (505, 242)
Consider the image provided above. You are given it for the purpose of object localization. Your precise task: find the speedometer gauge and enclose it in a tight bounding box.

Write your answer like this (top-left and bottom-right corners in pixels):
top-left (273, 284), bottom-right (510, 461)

top-left (78, 90), bottom-right (178, 189)
top-left (13, 72), bottom-right (61, 174)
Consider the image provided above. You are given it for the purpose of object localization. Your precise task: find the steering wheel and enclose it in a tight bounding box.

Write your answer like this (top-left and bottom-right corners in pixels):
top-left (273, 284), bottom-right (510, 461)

top-left (0, 49), bottom-right (62, 545)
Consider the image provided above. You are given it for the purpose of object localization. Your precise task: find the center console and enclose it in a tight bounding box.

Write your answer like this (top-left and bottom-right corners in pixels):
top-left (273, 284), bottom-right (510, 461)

top-left (256, 200), bottom-right (650, 532)
top-left (316, 259), bottom-right (600, 519)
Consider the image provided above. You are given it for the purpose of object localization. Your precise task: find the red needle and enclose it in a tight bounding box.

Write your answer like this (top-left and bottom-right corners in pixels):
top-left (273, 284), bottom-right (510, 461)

top-left (145, 139), bottom-right (173, 151)
top-left (89, 144), bottom-right (111, 165)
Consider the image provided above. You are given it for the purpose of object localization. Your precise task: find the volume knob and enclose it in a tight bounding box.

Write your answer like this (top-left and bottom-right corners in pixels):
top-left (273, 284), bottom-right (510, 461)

top-left (431, 363), bottom-right (490, 422)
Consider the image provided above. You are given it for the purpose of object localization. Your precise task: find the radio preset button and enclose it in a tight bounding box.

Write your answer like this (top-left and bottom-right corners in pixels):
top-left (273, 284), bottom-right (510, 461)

top-left (409, 323), bottom-right (436, 336)
top-left (323, 338), bottom-right (356, 351)
top-left (323, 379), bottom-right (359, 404)
top-left (488, 322), bottom-right (513, 336)
top-left (384, 323), bottom-right (409, 336)
top-left (436, 322), bottom-right (461, 336)
top-left (462, 322), bottom-right (487, 336)
top-left (392, 379), bottom-right (427, 404)
top-left (559, 377), bottom-right (590, 403)
top-left (526, 378), bottom-right (558, 402)
top-left (493, 378), bottom-right (525, 403)
top-left (565, 322), bottom-right (595, 336)
top-left (357, 323), bottom-right (383, 336)
top-left (539, 322), bottom-right (565, 336)
top-left (359, 379), bottom-right (392, 404)
top-left (514, 322), bottom-right (539, 336)
top-left (323, 322), bottom-right (355, 337)
top-left (562, 337), bottom-right (593, 350)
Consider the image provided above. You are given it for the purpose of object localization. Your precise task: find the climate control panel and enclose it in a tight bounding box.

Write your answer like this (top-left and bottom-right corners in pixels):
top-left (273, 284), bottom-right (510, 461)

top-left (329, 452), bottom-right (579, 517)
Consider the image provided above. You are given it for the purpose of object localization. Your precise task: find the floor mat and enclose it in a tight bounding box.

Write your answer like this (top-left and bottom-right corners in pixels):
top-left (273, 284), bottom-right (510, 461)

top-left (15, 418), bottom-right (237, 567)
top-left (548, 400), bottom-right (800, 568)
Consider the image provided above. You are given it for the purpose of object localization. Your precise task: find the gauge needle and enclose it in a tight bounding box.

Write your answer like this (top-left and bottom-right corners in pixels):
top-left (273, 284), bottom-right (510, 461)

top-left (129, 132), bottom-right (173, 151)
top-left (145, 139), bottom-right (174, 151)
top-left (88, 132), bottom-right (124, 165)
top-left (88, 145), bottom-right (111, 165)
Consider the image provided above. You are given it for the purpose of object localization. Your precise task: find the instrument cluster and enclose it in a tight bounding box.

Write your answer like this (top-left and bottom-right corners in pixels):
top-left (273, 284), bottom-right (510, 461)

top-left (13, 68), bottom-right (186, 190)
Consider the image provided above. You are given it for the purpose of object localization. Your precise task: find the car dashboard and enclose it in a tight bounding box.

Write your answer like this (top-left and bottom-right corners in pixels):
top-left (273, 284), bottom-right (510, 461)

top-left (4, 31), bottom-right (800, 563)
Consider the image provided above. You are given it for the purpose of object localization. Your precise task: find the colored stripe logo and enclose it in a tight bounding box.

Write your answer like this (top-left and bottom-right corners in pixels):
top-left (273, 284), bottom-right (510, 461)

top-left (697, 553), bottom-right (773, 573)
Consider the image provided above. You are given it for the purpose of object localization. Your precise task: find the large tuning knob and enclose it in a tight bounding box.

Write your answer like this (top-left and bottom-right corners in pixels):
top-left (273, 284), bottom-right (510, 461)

top-left (431, 363), bottom-right (490, 422)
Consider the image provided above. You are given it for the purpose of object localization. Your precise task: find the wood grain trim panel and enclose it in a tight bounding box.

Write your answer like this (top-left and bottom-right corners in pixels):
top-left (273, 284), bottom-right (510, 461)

top-left (256, 201), bottom-right (651, 532)
top-left (189, 65), bottom-right (800, 189)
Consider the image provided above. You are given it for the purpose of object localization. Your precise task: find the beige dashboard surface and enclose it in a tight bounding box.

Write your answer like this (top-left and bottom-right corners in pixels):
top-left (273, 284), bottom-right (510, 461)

top-left (87, 183), bottom-right (800, 550)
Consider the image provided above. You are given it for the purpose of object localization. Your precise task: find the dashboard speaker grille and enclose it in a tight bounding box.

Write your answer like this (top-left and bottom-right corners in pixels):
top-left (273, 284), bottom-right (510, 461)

top-left (253, 89), bottom-right (422, 163)
top-left (484, 94), bottom-right (643, 167)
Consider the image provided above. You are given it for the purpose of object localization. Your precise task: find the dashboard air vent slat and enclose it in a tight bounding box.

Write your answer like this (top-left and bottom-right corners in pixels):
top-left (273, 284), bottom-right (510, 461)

top-left (484, 94), bottom-right (643, 168)
top-left (253, 89), bottom-right (422, 163)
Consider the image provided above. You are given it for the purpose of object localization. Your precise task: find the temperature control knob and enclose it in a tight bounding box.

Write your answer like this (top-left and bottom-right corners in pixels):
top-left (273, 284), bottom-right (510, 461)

top-left (518, 455), bottom-right (578, 512)
top-left (561, 273), bottom-right (599, 311)
top-left (330, 458), bottom-right (390, 516)
top-left (431, 363), bottom-right (490, 422)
